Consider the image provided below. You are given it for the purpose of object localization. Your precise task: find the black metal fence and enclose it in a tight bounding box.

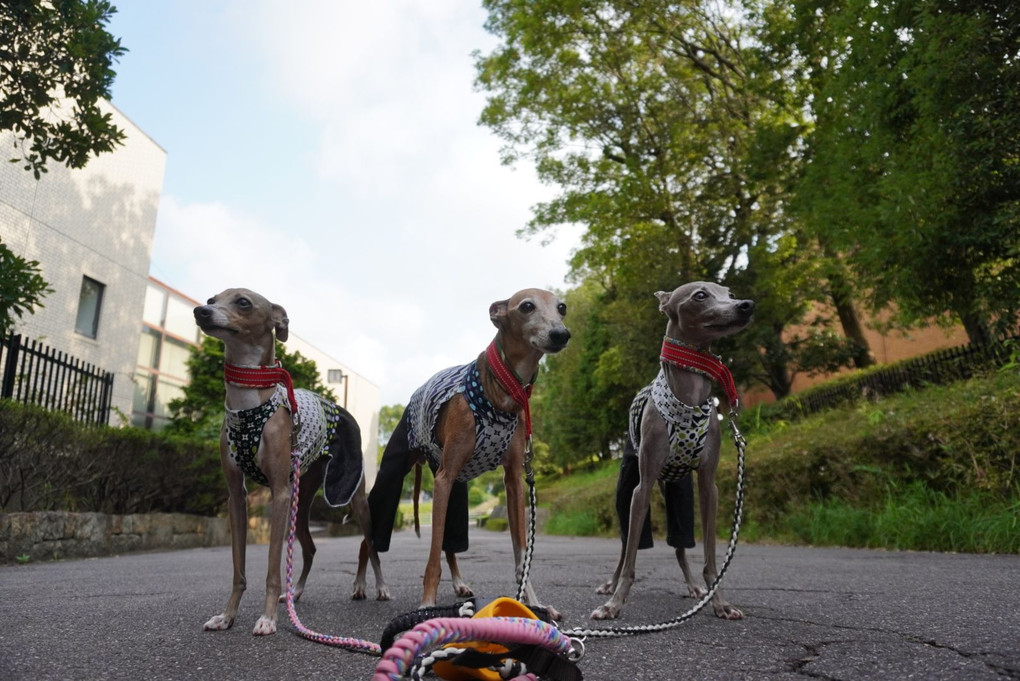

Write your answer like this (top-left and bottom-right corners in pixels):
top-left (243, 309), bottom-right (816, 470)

top-left (1, 333), bottom-right (114, 426)
top-left (767, 336), bottom-right (1017, 422)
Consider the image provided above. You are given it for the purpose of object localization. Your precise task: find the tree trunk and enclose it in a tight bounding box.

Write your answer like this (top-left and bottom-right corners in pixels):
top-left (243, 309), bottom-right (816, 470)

top-left (825, 252), bottom-right (876, 369)
top-left (960, 310), bottom-right (992, 347)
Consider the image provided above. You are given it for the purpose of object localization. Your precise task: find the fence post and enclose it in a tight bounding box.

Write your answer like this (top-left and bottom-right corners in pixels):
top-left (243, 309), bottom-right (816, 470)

top-left (2, 333), bottom-right (21, 399)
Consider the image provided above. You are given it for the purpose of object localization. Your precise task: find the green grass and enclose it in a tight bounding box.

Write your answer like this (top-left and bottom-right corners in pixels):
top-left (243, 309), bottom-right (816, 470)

top-left (780, 482), bottom-right (1020, 553)
top-left (536, 368), bottom-right (1020, 554)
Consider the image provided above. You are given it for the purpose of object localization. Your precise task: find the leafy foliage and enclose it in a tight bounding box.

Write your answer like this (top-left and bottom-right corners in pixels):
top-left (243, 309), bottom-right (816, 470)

top-left (1, 400), bottom-right (222, 515)
top-left (783, 0), bottom-right (1020, 341)
top-left (478, 0), bottom-right (870, 469)
top-left (164, 336), bottom-right (337, 439)
top-left (0, 237), bottom-right (52, 335)
top-left (0, 0), bottom-right (126, 177)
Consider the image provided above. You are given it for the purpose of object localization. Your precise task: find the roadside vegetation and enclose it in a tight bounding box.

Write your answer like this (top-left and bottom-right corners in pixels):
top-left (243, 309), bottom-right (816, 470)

top-left (537, 368), bottom-right (1020, 554)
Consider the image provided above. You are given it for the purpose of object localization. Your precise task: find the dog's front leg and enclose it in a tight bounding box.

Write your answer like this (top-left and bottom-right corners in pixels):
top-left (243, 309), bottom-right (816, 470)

top-left (591, 476), bottom-right (653, 620)
top-left (422, 465), bottom-right (455, 608)
top-left (205, 459), bottom-right (247, 631)
top-left (252, 478), bottom-right (291, 635)
top-left (698, 448), bottom-right (742, 620)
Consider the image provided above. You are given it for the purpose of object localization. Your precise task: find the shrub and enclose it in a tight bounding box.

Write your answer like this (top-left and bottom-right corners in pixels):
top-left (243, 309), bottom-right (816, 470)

top-left (0, 400), bottom-right (223, 515)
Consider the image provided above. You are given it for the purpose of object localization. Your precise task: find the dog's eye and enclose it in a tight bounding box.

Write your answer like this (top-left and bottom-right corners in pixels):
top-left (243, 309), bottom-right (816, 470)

top-left (236, 297), bottom-right (251, 308)
top-left (206, 298), bottom-right (215, 305)
top-left (694, 290), bottom-right (708, 301)
top-left (557, 303), bottom-right (567, 317)
top-left (519, 301), bottom-right (535, 314)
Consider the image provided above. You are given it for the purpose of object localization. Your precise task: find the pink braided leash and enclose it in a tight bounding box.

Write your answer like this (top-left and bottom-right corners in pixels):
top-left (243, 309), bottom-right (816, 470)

top-left (285, 448), bottom-right (383, 655)
top-left (373, 616), bottom-right (573, 681)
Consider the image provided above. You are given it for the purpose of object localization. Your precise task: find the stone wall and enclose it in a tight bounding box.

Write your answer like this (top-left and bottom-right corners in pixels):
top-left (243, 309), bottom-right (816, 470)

top-left (0, 511), bottom-right (276, 563)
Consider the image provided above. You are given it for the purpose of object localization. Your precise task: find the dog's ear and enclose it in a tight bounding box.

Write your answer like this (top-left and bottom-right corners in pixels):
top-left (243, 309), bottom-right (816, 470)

top-left (655, 290), bottom-right (678, 322)
top-left (489, 299), bottom-right (509, 329)
top-left (272, 303), bottom-right (290, 342)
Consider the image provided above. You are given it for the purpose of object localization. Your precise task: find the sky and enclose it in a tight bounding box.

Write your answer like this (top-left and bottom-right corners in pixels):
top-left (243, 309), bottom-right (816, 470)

top-left (105, 1), bottom-right (583, 406)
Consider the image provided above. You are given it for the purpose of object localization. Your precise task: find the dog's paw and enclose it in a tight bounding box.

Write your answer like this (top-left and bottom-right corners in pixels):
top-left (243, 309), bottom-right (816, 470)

top-left (541, 604), bottom-right (563, 621)
top-left (203, 613), bottom-right (234, 631)
top-left (452, 581), bottom-right (474, 598)
top-left (590, 603), bottom-right (621, 620)
top-left (279, 587), bottom-right (302, 604)
top-left (252, 615), bottom-right (277, 636)
top-left (352, 581), bottom-right (368, 601)
top-left (687, 584), bottom-right (708, 599)
top-left (595, 579), bottom-right (615, 595)
top-left (714, 602), bottom-right (744, 620)
top-left (376, 586), bottom-right (392, 601)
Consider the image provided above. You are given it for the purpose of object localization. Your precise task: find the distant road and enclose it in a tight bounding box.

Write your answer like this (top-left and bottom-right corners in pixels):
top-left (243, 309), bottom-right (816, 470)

top-left (2, 529), bottom-right (1018, 680)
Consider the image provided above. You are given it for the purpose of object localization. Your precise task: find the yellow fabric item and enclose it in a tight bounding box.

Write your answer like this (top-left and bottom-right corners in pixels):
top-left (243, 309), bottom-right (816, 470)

top-left (432, 598), bottom-right (540, 681)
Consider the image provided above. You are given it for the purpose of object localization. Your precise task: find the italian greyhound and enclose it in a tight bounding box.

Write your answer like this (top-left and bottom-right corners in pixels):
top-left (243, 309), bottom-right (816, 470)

top-left (593, 282), bottom-right (753, 621)
top-left (195, 287), bottom-right (388, 637)
top-left (366, 289), bottom-right (569, 618)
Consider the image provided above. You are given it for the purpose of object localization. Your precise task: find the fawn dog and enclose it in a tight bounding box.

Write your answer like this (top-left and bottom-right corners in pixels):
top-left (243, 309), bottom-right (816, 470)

top-left (593, 282), bottom-right (753, 621)
top-left (366, 289), bottom-right (569, 618)
top-left (196, 287), bottom-right (387, 636)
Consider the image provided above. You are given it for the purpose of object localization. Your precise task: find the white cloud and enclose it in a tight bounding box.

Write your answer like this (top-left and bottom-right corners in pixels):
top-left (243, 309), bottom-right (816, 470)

top-left (144, 2), bottom-right (582, 405)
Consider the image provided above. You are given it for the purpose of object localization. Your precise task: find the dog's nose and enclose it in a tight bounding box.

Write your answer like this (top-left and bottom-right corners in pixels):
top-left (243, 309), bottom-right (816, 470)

top-left (738, 300), bottom-right (755, 315)
top-left (550, 328), bottom-right (571, 347)
top-left (194, 305), bottom-right (212, 321)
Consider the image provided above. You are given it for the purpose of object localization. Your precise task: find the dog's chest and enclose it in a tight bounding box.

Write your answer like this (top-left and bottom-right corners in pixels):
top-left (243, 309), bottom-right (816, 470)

top-left (407, 361), bottom-right (518, 482)
top-left (630, 370), bottom-right (714, 481)
top-left (224, 386), bottom-right (339, 486)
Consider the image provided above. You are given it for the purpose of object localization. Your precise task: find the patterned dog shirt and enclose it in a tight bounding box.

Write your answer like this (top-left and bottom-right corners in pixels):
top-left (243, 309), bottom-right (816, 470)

top-left (224, 385), bottom-right (341, 487)
top-left (406, 361), bottom-right (519, 482)
top-left (629, 369), bottom-right (714, 482)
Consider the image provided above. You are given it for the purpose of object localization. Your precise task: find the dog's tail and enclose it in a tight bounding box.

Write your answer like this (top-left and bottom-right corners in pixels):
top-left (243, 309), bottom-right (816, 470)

top-left (412, 462), bottom-right (422, 539)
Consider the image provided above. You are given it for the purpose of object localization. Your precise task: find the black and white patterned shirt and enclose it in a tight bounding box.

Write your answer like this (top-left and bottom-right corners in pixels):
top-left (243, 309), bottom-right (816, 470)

top-left (406, 361), bottom-right (519, 482)
top-left (224, 385), bottom-right (341, 487)
top-left (629, 369), bottom-right (714, 482)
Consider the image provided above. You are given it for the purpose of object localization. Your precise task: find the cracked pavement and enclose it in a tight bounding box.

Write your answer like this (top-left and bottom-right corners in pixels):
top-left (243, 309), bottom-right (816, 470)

top-left (2, 529), bottom-right (1017, 679)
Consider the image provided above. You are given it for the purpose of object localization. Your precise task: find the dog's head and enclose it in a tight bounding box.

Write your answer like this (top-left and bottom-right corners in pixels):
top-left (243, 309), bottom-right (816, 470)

top-left (194, 288), bottom-right (289, 358)
top-left (489, 288), bottom-right (571, 354)
top-left (655, 282), bottom-right (754, 346)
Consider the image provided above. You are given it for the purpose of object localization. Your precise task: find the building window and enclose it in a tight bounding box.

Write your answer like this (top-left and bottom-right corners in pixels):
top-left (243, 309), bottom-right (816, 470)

top-left (328, 369), bottom-right (345, 383)
top-left (75, 276), bottom-right (105, 338)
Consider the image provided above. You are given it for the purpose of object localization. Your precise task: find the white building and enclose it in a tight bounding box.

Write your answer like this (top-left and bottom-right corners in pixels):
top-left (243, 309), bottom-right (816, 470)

top-left (2, 104), bottom-right (381, 486)
top-left (0, 101), bottom-right (166, 424)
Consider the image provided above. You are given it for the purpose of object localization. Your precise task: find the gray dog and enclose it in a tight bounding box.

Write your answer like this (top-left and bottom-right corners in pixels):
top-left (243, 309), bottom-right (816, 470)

top-left (593, 282), bottom-right (754, 621)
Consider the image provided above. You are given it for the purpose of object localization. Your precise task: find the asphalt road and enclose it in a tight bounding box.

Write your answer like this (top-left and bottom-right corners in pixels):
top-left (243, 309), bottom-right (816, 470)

top-left (2, 527), bottom-right (1018, 680)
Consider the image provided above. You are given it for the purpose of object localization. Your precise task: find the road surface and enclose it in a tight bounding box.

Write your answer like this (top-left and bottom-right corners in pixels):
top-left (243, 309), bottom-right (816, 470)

top-left (2, 528), bottom-right (1018, 680)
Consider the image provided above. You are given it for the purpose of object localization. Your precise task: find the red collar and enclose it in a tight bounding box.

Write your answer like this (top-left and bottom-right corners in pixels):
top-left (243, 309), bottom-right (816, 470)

top-left (485, 340), bottom-right (534, 438)
top-left (659, 337), bottom-right (739, 410)
top-left (223, 361), bottom-right (299, 418)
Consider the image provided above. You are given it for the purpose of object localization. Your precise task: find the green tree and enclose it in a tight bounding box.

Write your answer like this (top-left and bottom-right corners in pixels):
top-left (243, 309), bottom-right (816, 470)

top-left (783, 0), bottom-right (1020, 342)
top-left (165, 336), bottom-right (337, 439)
top-left (476, 0), bottom-right (862, 411)
top-left (1, 0), bottom-right (126, 178)
top-left (377, 403), bottom-right (405, 458)
top-left (0, 237), bottom-right (52, 335)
